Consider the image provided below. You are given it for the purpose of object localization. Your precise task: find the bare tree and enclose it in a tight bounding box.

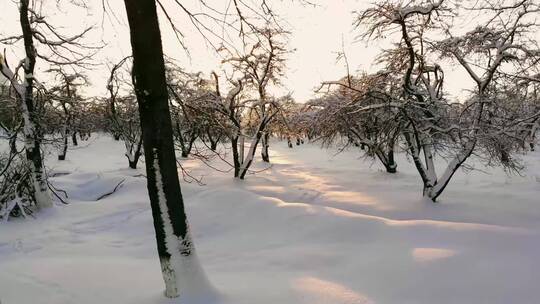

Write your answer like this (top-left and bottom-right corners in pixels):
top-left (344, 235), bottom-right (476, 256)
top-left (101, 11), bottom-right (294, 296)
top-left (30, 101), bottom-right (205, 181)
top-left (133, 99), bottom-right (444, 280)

top-left (1, 0), bottom-right (51, 209)
top-left (221, 27), bottom-right (289, 162)
top-left (313, 71), bottom-right (403, 173)
top-left (0, 0), bottom-right (95, 209)
top-left (0, 82), bottom-right (33, 219)
top-left (46, 69), bottom-right (88, 160)
top-left (122, 0), bottom-right (212, 298)
top-left (106, 56), bottom-right (143, 169)
top-left (166, 65), bottom-right (210, 158)
top-left (119, 0), bottom-right (296, 297)
top-left (356, 0), bottom-right (540, 201)
top-left (207, 72), bottom-right (284, 179)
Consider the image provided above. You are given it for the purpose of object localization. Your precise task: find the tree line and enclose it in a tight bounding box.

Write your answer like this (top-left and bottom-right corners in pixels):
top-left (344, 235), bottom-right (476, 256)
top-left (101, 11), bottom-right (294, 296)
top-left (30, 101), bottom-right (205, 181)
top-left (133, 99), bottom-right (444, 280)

top-left (0, 0), bottom-right (539, 300)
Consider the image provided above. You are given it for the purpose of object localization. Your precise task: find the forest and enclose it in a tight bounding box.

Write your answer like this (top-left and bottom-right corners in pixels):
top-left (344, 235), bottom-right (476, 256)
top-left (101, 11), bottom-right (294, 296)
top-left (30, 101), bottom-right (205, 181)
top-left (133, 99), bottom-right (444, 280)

top-left (0, 0), bottom-right (539, 303)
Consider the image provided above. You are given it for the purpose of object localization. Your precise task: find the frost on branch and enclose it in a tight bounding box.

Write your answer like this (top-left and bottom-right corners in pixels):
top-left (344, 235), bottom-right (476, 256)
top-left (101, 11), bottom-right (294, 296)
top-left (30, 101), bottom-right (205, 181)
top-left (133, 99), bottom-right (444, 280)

top-left (349, 0), bottom-right (540, 201)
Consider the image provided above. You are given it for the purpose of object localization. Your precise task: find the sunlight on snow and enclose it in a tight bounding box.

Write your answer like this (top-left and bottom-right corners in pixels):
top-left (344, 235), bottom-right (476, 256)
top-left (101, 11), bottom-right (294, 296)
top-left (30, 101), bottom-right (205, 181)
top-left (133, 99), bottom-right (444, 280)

top-left (247, 185), bottom-right (287, 194)
top-left (412, 248), bottom-right (457, 263)
top-left (293, 277), bottom-right (375, 304)
top-left (322, 191), bottom-right (377, 206)
top-left (264, 151), bottom-right (295, 165)
top-left (277, 169), bottom-right (380, 208)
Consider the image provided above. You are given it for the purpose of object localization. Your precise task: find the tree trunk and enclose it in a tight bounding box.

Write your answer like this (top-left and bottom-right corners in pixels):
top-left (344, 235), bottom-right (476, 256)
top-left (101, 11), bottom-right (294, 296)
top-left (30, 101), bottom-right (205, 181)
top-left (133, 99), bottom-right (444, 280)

top-left (9, 133), bottom-right (18, 155)
top-left (58, 129), bottom-right (68, 161)
top-left (238, 123), bottom-right (266, 179)
top-left (72, 131), bottom-right (78, 146)
top-left (128, 159), bottom-right (138, 169)
top-left (261, 133), bottom-right (270, 162)
top-left (175, 122), bottom-right (191, 158)
top-left (181, 131), bottom-right (197, 158)
top-left (206, 129), bottom-right (219, 151)
top-left (123, 0), bottom-right (210, 298)
top-left (210, 140), bottom-right (218, 151)
top-left (500, 149), bottom-right (510, 164)
top-left (19, 0), bottom-right (52, 209)
top-left (385, 150), bottom-right (397, 173)
top-left (125, 136), bottom-right (143, 169)
top-left (231, 135), bottom-right (241, 177)
top-left (58, 102), bottom-right (71, 160)
top-left (374, 148), bottom-right (397, 174)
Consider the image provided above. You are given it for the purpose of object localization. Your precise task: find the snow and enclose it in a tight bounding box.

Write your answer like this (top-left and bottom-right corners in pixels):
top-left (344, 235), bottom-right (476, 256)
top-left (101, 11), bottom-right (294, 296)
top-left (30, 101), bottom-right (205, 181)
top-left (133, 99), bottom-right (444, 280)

top-left (151, 148), bottom-right (215, 300)
top-left (1, 134), bottom-right (540, 303)
top-left (412, 247), bottom-right (456, 262)
top-left (0, 58), bottom-right (25, 97)
top-left (397, 0), bottom-right (444, 19)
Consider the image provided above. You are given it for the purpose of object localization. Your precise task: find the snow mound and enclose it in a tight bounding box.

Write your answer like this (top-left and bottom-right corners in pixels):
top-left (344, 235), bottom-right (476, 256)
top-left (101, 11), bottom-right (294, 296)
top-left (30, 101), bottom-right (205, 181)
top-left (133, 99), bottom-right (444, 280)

top-left (1, 137), bottom-right (540, 303)
top-left (51, 172), bottom-right (129, 201)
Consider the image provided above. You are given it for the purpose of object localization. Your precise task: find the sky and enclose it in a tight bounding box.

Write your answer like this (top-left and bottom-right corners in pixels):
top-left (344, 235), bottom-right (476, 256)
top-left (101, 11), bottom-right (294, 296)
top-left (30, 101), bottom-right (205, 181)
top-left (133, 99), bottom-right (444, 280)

top-left (0, 0), bottom-right (513, 102)
top-left (0, 0), bottom-right (386, 102)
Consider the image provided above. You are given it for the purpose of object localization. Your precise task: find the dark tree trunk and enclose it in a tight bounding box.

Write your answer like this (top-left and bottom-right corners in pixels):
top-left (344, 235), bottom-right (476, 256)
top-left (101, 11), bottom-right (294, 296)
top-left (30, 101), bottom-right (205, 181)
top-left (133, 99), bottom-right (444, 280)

top-left (123, 0), bottom-right (200, 297)
top-left (181, 131), bottom-right (197, 158)
top-left (231, 136), bottom-right (241, 178)
top-left (374, 147), bottom-right (397, 174)
top-left (206, 129), bottom-right (219, 151)
top-left (9, 134), bottom-right (17, 155)
top-left (500, 149), bottom-right (510, 164)
top-left (210, 139), bottom-right (218, 151)
top-left (128, 158), bottom-right (139, 169)
top-left (175, 122), bottom-right (196, 158)
top-left (128, 137), bottom-right (143, 169)
top-left (261, 133), bottom-right (270, 162)
top-left (58, 101), bottom-right (71, 160)
top-left (58, 131), bottom-right (68, 161)
top-left (239, 128), bottom-right (266, 180)
top-left (72, 131), bottom-right (78, 146)
top-left (385, 150), bottom-right (397, 173)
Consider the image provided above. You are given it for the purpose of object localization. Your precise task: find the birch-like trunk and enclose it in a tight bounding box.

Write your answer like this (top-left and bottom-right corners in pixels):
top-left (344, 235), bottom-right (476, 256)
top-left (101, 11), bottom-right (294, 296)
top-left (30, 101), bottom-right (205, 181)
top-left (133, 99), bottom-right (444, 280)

top-left (20, 100), bottom-right (52, 209)
top-left (0, 0), bottom-right (52, 209)
top-left (238, 120), bottom-right (266, 179)
top-left (58, 126), bottom-right (68, 161)
top-left (58, 104), bottom-right (70, 161)
top-left (123, 0), bottom-right (211, 298)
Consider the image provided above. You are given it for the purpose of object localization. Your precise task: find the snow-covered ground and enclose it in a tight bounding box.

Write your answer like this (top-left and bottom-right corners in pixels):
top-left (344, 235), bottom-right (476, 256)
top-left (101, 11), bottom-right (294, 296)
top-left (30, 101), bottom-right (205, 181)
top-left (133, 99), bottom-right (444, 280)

top-left (1, 135), bottom-right (539, 304)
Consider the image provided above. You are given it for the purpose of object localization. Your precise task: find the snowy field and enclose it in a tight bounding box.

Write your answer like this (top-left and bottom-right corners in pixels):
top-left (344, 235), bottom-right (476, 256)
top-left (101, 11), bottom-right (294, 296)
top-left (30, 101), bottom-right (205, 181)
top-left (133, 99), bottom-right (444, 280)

top-left (1, 134), bottom-right (540, 304)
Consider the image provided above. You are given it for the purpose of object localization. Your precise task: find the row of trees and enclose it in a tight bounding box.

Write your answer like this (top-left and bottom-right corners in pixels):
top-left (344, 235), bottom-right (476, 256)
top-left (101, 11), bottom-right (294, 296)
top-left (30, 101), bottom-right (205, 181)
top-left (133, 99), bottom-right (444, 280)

top-left (0, 0), bottom-right (94, 214)
top-left (307, 0), bottom-right (540, 201)
top-left (102, 26), bottom-right (296, 178)
top-left (0, 0), bottom-right (539, 299)
top-left (0, 0), bottom-right (302, 299)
